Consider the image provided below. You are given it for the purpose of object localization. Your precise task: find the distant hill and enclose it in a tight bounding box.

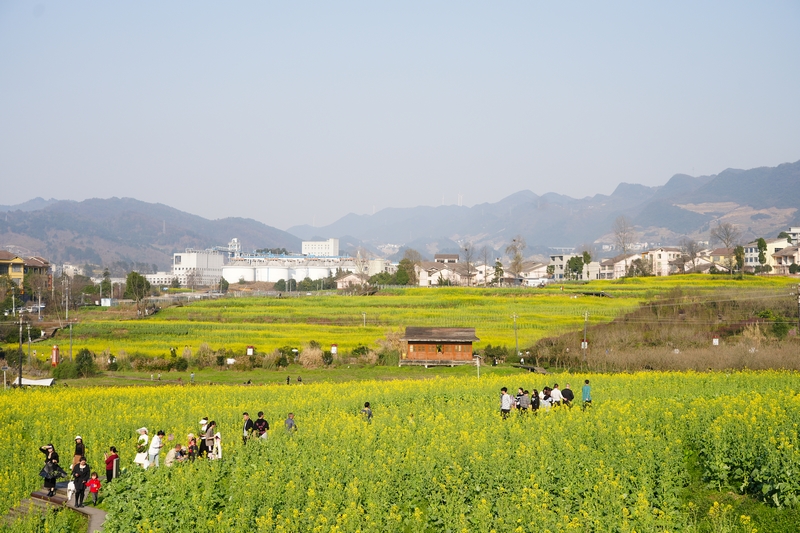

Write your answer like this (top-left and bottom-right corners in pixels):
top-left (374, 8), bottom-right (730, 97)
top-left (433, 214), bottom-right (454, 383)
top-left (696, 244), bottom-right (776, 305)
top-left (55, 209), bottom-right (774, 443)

top-left (289, 159), bottom-right (800, 256)
top-left (0, 198), bottom-right (300, 272)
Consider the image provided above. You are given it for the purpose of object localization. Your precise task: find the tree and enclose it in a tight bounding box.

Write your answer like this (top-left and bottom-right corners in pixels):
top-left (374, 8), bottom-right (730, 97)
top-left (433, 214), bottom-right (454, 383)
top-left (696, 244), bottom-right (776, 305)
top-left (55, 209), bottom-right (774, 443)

top-left (778, 231), bottom-right (792, 244)
top-left (461, 243), bottom-right (475, 287)
top-left (546, 265), bottom-right (555, 278)
top-left (124, 271), bottom-right (151, 317)
top-left (101, 268), bottom-right (112, 297)
top-left (566, 256), bottom-right (585, 280)
top-left (505, 235), bottom-right (526, 281)
top-left (627, 258), bottom-right (652, 277)
top-left (480, 246), bottom-right (492, 287)
top-left (734, 245), bottom-right (745, 272)
top-left (396, 259), bottom-right (414, 285)
top-left (170, 277), bottom-right (181, 289)
top-left (401, 249), bottom-right (423, 284)
top-left (756, 238), bottom-right (767, 268)
top-left (613, 216), bottom-right (635, 271)
top-left (219, 278), bottom-right (229, 293)
top-left (680, 238), bottom-right (702, 272)
top-left (492, 261), bottom-right (504, 286)
top-left (710, 222), bottom-right (741, 274)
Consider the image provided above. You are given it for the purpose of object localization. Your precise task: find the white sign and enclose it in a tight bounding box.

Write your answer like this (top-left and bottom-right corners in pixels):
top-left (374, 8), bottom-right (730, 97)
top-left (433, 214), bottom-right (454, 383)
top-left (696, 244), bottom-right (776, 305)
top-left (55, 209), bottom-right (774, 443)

top-left (581, 341), bottom-right (588, 350)
top-left (712, 338), bottom-right (719, 346)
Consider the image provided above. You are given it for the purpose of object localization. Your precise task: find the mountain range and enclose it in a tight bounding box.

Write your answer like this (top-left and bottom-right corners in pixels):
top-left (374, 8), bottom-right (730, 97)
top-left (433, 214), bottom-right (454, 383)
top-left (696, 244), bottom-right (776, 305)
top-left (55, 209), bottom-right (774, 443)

top-left (290, 160), bottom-right (800, 259)
top-left (1, 160), bottom-right (798, 269)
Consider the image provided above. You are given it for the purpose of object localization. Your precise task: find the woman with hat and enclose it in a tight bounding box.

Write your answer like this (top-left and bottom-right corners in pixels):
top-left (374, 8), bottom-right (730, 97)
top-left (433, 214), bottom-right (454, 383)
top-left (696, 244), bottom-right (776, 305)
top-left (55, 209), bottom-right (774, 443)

top-left (134, 427), bottom-right (149, 468)
top-left (72, 436), bottom-right (85, 468)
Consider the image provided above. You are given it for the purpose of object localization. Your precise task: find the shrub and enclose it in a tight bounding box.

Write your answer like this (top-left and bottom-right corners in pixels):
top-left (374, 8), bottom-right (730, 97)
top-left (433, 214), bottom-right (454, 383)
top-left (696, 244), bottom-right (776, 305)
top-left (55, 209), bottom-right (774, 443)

top-left (322, 351), bottom-right (333, 366)
top-left (299, 347), bottom-right (324, 369)
top-left (378, 349), bottom-right (400, 366)
top-left (52, 360), bottom-right (78, 379)
top-left (75, 348), bottom-right (99, 378)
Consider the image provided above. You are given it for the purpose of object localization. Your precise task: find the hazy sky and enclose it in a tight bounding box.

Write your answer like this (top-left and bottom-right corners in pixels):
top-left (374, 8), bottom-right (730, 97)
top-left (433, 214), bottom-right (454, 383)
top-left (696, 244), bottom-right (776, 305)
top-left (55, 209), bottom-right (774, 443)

top-left (1, 2), bottom-right (799, 230)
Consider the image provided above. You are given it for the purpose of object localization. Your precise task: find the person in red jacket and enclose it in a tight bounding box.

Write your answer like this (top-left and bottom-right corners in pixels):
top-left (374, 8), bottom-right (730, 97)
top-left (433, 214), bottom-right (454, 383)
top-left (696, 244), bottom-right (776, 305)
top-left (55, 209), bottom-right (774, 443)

top-left (86, 472), bottom-right (101, 506)
top-left (103, 446), bottom-right (119, 483)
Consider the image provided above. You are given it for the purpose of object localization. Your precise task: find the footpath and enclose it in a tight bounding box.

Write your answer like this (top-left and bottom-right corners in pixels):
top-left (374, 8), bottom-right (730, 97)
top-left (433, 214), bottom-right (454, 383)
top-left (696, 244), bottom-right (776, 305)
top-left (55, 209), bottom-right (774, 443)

top-left (6, 481), bottom-right (107, 532)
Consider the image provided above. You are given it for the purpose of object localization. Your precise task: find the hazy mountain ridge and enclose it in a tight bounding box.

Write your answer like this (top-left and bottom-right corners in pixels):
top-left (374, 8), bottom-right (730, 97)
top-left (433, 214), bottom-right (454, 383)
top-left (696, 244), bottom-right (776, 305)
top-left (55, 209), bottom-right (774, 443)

top-left (290, 160), bottom-right (800, 254)
top-left (0, 197), bottom-right (300, 270)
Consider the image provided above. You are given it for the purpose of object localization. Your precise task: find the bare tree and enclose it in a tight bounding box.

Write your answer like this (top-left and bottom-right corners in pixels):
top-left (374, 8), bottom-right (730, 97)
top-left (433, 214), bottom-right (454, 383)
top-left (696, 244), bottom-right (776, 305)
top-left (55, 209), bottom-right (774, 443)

top-left (680, 238), bottom-right (701, 272)
top-left (613, 216), bottom-right (635, 273)
top-left (480, 246), bottom-right (492, 287)
top-left (710, 222), bottom-right (742, 273)
top-left (505, 235), bottom-right (526, 282)
top-left (461, 243), bottom-right (475, 287)
top-left (710, 222), bottom-right (741, 249)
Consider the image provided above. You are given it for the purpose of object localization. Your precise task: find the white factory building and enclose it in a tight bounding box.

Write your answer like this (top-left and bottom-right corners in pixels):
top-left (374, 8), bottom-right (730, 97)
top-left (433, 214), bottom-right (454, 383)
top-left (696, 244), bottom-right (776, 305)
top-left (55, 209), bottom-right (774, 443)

top-left (146, 249), bottom-right (225, 287)
top-left (223, 256), bottom-right (360, 284)
top-left (301, 238), bottom-right (339, 257)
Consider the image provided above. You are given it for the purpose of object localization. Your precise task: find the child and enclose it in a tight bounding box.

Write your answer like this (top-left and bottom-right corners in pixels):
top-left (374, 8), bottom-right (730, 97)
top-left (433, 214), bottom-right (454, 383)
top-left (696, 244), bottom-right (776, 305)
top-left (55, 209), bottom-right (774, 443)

top-left (86, 472), bottom-right (101, 506)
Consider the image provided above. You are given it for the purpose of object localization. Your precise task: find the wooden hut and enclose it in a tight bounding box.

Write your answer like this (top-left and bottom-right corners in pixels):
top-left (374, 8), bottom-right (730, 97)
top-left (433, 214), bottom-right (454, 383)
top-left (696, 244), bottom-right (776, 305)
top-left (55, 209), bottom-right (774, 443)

top-left (400, 327), bottom-right (479, 366)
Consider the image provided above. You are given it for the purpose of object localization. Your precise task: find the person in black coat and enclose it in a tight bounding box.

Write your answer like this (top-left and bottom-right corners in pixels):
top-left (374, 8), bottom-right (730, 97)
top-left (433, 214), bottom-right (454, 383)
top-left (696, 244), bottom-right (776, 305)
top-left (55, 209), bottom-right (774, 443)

top-left (71, 456), bottom-right (91, 507)
top-left (39, 444), bottom-right (61, 497)
top-left (242, 412), bottom-right (255, 444)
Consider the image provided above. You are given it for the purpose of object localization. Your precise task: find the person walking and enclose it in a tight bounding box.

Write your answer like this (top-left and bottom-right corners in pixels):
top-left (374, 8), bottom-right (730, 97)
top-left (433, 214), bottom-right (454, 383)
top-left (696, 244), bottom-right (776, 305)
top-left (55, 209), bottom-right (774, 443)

top-left (104, 446), bottom-right (119, 482)
top-left (39, 444), bottom-right (64, 497)
top-left (360, 402), bottom-right (373, 423)
top-left (71, 456), bottom-right (90, 507)
top-left (86, 472), bottom-right (101, 506)
top-left (562, 384), bottom-right (575, 407)
top-left (242, 412), bottom-right (255, 444)
top-left (500, 387), bottom-right (513, 419)
top-left (582, 379), bottom-right (592, 410)
top-left (285, 413), bottom-right (297, 434)
top-left (134, 427), bottom-right (149, 468)
top-left (204, 421), bottom-right (217, 456)
top-left (253, 412), bottom-right (269, 439)
top-left (72, 436), bottom-right (86, 468)
top-left (148, 430), bottom-right (165, 467)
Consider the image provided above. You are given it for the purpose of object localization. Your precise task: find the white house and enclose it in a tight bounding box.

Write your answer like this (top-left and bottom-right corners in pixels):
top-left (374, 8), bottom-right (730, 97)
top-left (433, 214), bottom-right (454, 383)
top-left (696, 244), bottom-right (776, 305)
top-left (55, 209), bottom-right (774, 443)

top-left (642, 247), bottom-right (682, 277)
top-left (743, 238), bottom-right (790, 271)
top-left (147, 249), bottom-right (225, 288)
top-left (772, 246), bottom-right (800, 275)
top-left (598, 253), bottom-right (641, 280)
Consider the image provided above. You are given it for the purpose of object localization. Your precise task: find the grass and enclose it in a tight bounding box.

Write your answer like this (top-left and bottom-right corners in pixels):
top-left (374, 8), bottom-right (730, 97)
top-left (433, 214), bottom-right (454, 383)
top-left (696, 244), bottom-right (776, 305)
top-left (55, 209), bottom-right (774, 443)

top-left (6, 275), bottom-right (794, 363)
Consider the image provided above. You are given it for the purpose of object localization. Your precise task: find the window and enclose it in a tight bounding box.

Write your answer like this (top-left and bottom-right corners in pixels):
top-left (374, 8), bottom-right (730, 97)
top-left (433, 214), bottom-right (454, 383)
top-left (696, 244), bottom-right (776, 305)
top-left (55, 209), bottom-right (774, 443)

top-left (175, 256), bottom-right (182, 265)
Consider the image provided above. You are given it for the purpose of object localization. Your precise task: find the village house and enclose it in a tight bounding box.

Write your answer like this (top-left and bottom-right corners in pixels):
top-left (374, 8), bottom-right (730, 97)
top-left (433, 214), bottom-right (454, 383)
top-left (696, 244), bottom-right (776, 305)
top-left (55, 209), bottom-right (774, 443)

top-left (743, 238), bottom-right (791, 272)
top-left (642, 247), bottom-right (682, 276)
top-left (772, 246), bottom-right (800, 275)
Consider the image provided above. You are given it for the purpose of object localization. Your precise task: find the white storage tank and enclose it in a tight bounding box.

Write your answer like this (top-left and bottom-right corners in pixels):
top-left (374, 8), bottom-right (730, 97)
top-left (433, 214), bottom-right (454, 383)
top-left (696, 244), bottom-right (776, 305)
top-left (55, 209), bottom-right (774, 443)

top-left (223, 265), bottom-right (255, 283)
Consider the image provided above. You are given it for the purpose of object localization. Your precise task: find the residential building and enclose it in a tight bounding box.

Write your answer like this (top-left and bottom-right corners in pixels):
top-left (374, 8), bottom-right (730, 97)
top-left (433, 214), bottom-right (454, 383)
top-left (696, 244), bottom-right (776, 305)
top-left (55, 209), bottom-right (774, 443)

top-left (642, 247), bottom-right (682, 277)
top-left (743, 238), bottom-right (790, 271)
top-left (708, 248), bottom-right (735, 270)
top-left (520, 263), bottom-right (549, 286)
top-left (0, 251), bottom-right (25, 285)
top-left (336, 272), bottom-right (369, 290)
top-left (549, 253), bottom-right (577, 281)
top-left (772, 246), bottom-right (800, 275)
top-left (598, 253), bottom-right (641, 280)
top-left (434, 254), bottom-right (459, 264)
top-left (147, 249), bottom-right (225, 288)
top-left (302, 238), bottom-right (339, 257)
top-left (786, 227), bottom-right (800, 243)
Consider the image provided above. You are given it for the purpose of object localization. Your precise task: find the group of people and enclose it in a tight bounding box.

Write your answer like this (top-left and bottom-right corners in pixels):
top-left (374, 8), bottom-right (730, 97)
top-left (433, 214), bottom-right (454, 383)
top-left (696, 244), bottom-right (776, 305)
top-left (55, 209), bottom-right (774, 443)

top-left (134, 417), bottom-right (224, 469)
top-left (500, 380), bottom-right (592, 418)
top-left (242, 411), bottom-right (300, 443)
top-left (38, 436), bottom-right (119, 508)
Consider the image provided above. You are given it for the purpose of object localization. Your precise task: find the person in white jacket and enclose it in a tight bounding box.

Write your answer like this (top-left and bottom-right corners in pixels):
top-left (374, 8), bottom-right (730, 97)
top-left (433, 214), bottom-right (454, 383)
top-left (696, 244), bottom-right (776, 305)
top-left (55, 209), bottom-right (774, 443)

top-left (210, 433), bottom-right (222, 460)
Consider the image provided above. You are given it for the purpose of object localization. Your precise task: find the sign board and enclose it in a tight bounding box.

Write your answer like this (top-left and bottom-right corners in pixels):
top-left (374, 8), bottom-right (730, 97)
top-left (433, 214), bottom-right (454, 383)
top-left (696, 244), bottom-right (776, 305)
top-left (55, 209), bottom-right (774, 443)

top-left (712, 338), bottom-right (719, 346)
top-left (246, 346), bottom-right (255, 356)
top-left (1, 366), bottom-right (8, 372)
top-left (581, 341), bottom-right (588, 350)
top-left (331, 344), bottom-right (338, 355)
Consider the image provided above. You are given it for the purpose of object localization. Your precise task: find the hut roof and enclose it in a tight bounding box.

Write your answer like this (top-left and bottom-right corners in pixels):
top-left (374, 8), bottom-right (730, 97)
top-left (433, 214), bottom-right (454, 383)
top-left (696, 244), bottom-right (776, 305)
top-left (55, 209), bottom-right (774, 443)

top-left (401, 327), bottom-right (479, 342)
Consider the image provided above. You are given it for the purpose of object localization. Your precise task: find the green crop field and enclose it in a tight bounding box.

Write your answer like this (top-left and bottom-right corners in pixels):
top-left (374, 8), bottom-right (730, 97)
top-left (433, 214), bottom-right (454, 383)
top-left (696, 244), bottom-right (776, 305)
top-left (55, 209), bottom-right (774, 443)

top-left (7, 275), bottom-right (793, 360)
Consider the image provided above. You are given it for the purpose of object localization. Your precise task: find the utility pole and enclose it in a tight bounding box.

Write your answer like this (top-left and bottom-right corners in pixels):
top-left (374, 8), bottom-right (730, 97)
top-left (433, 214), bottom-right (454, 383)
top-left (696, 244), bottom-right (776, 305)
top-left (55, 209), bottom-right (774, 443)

top-left (69, 323), bottom-right (73, 362)
top-left (27, 323), bottom-right (31, 365)
top-left (796, 286), bottom-right (800, 334)
top-left (582, 311), bottom-right (589, 361)
top-left (18, 314), bottom-right (23, 387)
top-left (362, 313), bottom-right (366, 327)
top-left (512, 314), bottom-right (519, 359)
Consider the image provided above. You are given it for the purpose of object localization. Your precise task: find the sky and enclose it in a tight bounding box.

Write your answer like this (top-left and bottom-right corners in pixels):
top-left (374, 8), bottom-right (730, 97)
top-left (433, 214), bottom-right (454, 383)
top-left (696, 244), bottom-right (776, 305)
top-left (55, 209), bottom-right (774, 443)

top-left (1, 1), bottom-right (799, 231)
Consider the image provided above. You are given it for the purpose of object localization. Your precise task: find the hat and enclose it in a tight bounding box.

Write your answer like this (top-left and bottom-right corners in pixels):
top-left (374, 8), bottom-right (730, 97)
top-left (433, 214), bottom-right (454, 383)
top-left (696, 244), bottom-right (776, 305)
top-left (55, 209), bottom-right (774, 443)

top-left (199, 418), bottom-right (208, 424)
top-left (74, 436), bottom-right (82, 440)
top-left (138, 427), bottom-right (148, 434)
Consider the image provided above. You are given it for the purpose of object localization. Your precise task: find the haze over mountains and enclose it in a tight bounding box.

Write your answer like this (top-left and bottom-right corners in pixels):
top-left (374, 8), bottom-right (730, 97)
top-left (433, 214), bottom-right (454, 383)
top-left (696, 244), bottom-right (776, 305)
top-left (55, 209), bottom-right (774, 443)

top-left (1, 160), bottom-right (798, 269)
